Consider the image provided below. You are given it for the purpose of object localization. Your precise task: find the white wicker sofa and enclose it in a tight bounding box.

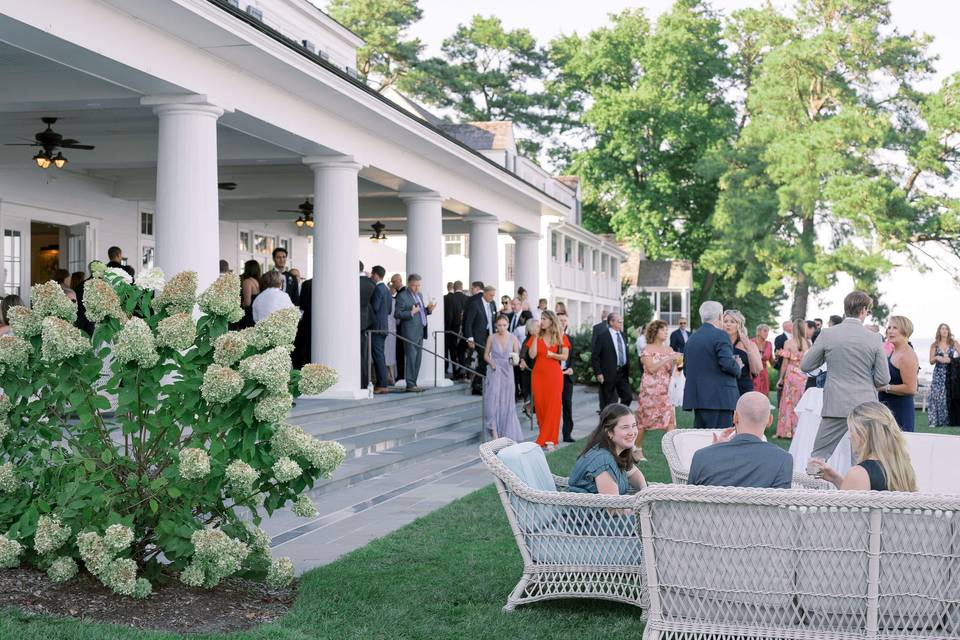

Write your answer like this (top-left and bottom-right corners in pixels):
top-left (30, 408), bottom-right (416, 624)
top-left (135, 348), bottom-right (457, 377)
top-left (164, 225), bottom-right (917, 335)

top-left (479, 438), bottom-right (646, 612)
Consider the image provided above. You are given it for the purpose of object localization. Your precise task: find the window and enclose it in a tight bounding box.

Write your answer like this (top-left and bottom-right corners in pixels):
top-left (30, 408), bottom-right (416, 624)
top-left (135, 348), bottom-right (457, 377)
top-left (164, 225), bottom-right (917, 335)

top-left (141, 245), bottom-right (155, 271)
top-left (3, 230), bottom-right (21, 296)
top-left (504, 243), bottom-right (515, 281)
top-left (279, 237), bottom-right (290, 255)
top-left (564, 237), bottom-right (572, 265)
top-left (68, 235), bottom-right (85, 273)
top-left (253, 233), bottom-right (275, 255)
top-left (444, 234), bottom-right (465, 257)
top-left (301, 40), bottom-right (315, 53)
top-left (659, 291), bottom-right (683, 327)
top-left (551, 232), bottom-right (559, 260)
top-left (245, 5), bottom-right (263, 20)
top-left (577, 244), bottom-right (585, 270)
top-left (592, 250), bottom-right (599, 272)
top-left (601, 254), bottom-right (608, 274)
top-left (140, 211), bottom-right (154, 236)
top-left (239, 231), bottom-right (251, 253)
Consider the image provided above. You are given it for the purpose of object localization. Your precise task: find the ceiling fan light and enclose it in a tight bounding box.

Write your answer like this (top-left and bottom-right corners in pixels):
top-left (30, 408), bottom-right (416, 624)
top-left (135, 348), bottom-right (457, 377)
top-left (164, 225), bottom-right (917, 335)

top-left (33, 151), bottom-right (48, 168)
top-left (53, 152), bottom-right (67, 169)
top-left (295, 217), bottom-right (305, 228)
top-left (305, 218), bottom-right (315, 229)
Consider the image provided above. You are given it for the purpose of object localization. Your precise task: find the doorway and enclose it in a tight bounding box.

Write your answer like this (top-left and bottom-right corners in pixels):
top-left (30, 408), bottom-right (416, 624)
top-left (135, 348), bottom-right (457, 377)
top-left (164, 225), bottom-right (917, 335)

top-left (0, 217), bottom-right (92, 304)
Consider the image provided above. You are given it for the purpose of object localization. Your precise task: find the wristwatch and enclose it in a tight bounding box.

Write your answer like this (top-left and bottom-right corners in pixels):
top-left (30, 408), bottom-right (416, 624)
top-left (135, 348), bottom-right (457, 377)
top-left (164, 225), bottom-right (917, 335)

top-left (882, 384), bottom-right (891, 393)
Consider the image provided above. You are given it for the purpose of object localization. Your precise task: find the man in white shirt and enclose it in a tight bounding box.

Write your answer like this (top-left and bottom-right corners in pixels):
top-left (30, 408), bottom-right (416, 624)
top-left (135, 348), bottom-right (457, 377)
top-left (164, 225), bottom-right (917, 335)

top-left (252, 270), bottom-right (294, 323)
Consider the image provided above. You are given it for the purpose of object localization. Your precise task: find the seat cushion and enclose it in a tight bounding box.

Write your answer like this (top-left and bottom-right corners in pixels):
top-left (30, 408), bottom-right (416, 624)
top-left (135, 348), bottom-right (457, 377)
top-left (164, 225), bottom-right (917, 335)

top-left (903, 432), bottom-right (960, 494)
top-left (671, 430), bottom-right (722, 471)
top-left (497, 441), bottom-right (556, 492)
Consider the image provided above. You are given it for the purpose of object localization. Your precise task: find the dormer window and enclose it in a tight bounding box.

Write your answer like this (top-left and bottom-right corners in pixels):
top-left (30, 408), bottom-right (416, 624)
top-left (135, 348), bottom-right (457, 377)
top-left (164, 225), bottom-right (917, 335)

top-left (246, 5), bottom-right (262, 21)
top-left (301, 40), bottom-right (315, 53)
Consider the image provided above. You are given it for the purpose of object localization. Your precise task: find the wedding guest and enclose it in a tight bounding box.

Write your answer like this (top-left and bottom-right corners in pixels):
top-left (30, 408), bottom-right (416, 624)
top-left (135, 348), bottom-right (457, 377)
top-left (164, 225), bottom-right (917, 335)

top-left (634, 323), bottom-right (647, 359)
top-left (53, 268), bottom-right (71, 290)
top-left (634, 320), bottom-right (680, 462)
top-left (878, 315), bottom-right (919, 432)
top-left (0, 294), bottom-right (22, 336)
top-left (518, 318), bottom-right (539, 418)
top-left (386, 273), bottom-right (403, 385)
top-left (395, 273), bottom-right (435, 392)
top-left (669, 317), bottom-right (690, 354)
top-left (69, 271), bottom-right (85, 293)
top-left (219, 259), bottom-right (231, 274)
top-left (689, 392), bottom-right (793, 489)
top-left (557, 310), bottom-right (575, 442)
top-left (809, 401), bottom-right (917, 492)
top-left (483, 314), bottom-right (523, 441)
top-left (500, 295), bottom-right (512, 315)
top-left (239, 260), bottom-right (261, 328)
top-left (270, 247), bottom-right (298, 305)
top-left (555, 301), bottom-right (567, 315)
top-left (723, 310), bottom-right (762, 396)
top-left (252, 270), bottom-right (293, 323)
top-left (775, 317), bottom-right (809, 438)
top-left (682, 301), bottom-right (742, 428)
top-left (772, 320), bottom-right (793, 372)
top-left (802, 291), bottom-right (890, 462)
top-left (752, 324), bottom-right (773, 397)
top-left (927, 323), bottom-right (957, 427)
top-left (568, 403), bottom-right (647, 496)
top-left (530, 310), bottom-right (567, 449)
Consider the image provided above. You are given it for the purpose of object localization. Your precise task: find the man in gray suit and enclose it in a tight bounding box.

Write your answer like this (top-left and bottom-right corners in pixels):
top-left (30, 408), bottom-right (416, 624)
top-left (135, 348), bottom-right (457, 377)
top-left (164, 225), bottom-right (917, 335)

top-left (689, 392), bottom-right (793, 489)
top-left (801, 291), bottom-right (890, 461)
top-left (394, 273), bottom-right (435, 392)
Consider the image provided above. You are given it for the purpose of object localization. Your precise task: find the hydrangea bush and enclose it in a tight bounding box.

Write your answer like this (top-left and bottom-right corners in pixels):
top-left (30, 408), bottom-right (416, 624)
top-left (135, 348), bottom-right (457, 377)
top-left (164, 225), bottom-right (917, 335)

top-left (0, 264), bottom-right (344, 597)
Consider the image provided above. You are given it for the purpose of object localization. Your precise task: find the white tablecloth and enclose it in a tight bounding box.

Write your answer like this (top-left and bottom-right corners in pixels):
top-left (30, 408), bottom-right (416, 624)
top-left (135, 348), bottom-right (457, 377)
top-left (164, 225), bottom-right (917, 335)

top-left (788, 387), bottom-right (852, 477)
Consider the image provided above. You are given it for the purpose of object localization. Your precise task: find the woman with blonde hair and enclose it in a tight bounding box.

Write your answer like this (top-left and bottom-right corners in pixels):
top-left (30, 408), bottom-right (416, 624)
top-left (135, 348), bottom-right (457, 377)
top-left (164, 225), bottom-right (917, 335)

top-left (775, 318), bottom-right (809, 438)
top-left (722, 310), bottom-right (762, 396)
top-left (633, 320), bottom-right (680, 462)
top-left (530, 310), bottom-right (568, 449)
top-left (878, 315), bottom-right (919, 432)
top-left (927, 322), bottom-right (957, 427)
top-left (809, 401), bottom-right (917, 492)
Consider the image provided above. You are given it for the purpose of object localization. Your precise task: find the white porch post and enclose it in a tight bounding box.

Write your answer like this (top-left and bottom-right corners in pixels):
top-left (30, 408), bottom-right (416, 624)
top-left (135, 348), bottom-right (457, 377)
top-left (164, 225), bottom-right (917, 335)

top-left (145, 95), bottom-right (224, 292)
top-left (468, 217), bottom-right (499, 289)
top-left (304, 155), bottom-right (366, 399)
top-left (513, 231), bottom-right (540, 304)
top-left (402, 192), bottom-right (450, 388)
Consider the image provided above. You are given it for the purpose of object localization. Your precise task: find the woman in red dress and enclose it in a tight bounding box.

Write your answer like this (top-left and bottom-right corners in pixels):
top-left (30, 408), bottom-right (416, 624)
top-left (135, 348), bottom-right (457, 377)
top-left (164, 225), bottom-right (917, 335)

top-left (752, 323), bottom-right (773, 397)
top-left (530, 310), bottom-right (568, 450)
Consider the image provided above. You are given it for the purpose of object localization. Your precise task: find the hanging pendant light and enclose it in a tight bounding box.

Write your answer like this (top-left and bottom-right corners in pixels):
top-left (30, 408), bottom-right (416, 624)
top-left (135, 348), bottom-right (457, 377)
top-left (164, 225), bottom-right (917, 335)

top-left (53, 152), bottom-right (67, 169)
top-left (370, 221), bottom-right (388, 243)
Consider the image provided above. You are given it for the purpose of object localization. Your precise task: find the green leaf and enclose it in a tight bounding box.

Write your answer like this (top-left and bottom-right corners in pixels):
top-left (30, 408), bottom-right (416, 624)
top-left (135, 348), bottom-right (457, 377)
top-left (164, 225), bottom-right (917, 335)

top-left (149, 499), bottom-right (159, 514)
top-left (83, 459), bottom-right (96, 473)
top-left (100, 449), bottom-right (112, 464)
top-left (167, 486), bottom-right (182, 499)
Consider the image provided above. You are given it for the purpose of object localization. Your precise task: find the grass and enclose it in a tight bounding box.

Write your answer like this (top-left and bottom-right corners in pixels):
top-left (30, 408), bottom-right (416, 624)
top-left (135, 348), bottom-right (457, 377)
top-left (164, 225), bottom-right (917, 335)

top-left (1, 407), bottom-right (957, 640)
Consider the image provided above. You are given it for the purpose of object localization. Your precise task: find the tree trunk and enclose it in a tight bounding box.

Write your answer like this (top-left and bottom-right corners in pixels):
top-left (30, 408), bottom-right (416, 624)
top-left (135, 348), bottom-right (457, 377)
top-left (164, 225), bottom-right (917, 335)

top-left (790, 214), bottom-right (816, 320)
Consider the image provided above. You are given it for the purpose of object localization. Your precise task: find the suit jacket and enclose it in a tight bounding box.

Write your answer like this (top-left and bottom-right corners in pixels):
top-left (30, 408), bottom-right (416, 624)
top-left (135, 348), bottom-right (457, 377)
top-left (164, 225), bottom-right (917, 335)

top-left (394, 288), bottom-right (431, 340)
top-left (444, 291), bottom-right (467, 334)
top-left (463, 294), bottom-right (496, 348)
top-left (370, 281), bottom-right (391, 332)
top-left (359, 275), bottom-right (376, 331)
top-left (669, 328), bottom-right (690, 353)
top-left (688, 434), bottom-right (793, 489)
top-left (274, 270), bottom-right (299, 306)
top-left (506, 310), bottom-right (530, 336)
top-left (592, 326), bottom-right (630, 379)
top-left (293, 279), bottom-right (312, 368)
top-left (681, 322), bottom-right (741, 411)
top-left (773, 332), bottom-right (789, 370)
top-left (591, 321), bottom-right (606, 344)
top-left (800, 317), bottom-right (889, 418)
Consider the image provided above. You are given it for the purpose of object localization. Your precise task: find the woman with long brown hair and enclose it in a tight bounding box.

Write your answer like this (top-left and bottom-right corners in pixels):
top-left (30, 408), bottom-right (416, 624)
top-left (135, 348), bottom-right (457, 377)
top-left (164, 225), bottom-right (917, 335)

top-left (568, 403), bottom-right (648, 495)
top-left (530, 310), bottom-right (567, 450)
top-left (928, 322), bottom-right (957, 427)
top-left (775, 318), bottom-right (809, 438)
top-left (634, 320), bottom-right (680, 462)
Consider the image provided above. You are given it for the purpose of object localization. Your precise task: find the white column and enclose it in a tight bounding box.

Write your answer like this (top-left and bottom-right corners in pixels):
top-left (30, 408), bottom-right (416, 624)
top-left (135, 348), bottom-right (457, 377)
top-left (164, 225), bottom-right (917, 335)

top-left (402, 192), bottom-right (451, 388)
top-left (513, 231), bottom-right (540, 304)
top-left (304, 155), bottom-right (366, 399)
top-left (468, 217), bottom-right (499, 289)
top-left (145, 96), bottom-right (224, 292)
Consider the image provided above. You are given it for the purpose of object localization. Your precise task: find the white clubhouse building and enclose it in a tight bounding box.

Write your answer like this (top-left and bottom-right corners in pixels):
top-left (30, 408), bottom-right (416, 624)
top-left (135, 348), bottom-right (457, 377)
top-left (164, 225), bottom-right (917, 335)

top-left (0, 0), bottom-right (623, 397)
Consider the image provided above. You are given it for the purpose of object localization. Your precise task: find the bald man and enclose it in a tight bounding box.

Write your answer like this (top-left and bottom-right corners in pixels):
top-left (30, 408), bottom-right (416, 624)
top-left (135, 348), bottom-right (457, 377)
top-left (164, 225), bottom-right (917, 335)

top-left (688, 392), bottom-right (794, 489)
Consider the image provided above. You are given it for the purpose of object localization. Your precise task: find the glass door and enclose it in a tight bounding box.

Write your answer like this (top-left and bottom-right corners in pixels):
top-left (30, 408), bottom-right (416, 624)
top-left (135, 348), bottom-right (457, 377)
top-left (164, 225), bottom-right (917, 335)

top-left (1, 217), bottom-right (30, 303)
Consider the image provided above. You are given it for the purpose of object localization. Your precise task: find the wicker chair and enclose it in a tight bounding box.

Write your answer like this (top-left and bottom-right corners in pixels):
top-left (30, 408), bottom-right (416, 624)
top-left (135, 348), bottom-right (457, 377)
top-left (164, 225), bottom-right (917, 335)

top-left (661, 429), bottom-right (833, 490)
top-left (638, 484), bottom-right (960, 640)
top-left (479, 438), bottom-right (647, 612)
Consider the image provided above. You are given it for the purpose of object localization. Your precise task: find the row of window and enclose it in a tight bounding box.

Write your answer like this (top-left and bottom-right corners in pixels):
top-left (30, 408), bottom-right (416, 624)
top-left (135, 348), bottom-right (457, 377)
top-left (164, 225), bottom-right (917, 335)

top-left (551, 232), bottom-right (616, 276)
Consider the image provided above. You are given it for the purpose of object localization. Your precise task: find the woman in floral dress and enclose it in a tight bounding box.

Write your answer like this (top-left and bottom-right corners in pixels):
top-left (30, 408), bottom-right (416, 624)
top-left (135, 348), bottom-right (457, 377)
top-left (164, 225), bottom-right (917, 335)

top-left (776, 318), bottom-right (809, 439)
top-left (752, 324), bottom-right (773, 397)
top-left (633, 320), bottom-right (680, 462)
top-left (928, 323), bottom-right (958, 427)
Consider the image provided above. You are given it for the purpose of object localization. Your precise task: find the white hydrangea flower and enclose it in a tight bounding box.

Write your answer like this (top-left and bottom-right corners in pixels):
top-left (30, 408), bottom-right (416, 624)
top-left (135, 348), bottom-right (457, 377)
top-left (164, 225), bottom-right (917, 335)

top-left (253, 307), bottom-right (301, 349)
top-left (8, 306), bottom-right (42, 338)
top-left (302, 440), bottom-right (346, 478)
top-left (40, 316), bottom-right (90, 363)
top-left (34, 515), bottom-right (71, 555)
top-left (272, 456), bottom-right (302, 483)
top-left (31, 281), bottom-right (77, 323)
top-left (114, 317), bottom-right (159, 368)
top-left (105, 267), bottom-right (133, 285)
top-left (153, 271), bottom-right (197, 316)
top-left (180, 563), bottom-right (205, 587)
top-left (83, 278), bottom-right (125, 323)
top-left (201, 364), bottom-right (244, 404)
top-left (238, 346), bottom-right (291, 394)
top-left (0, 418), bottom-right (9, 443)
top-left (104, 524), bottom-right (134, 553)
top-left (156, 313), bottom-right (196, 351)
top-left (132, 577), bottom-right (152, 599)
top-left (101, 557), bottom-right (138, 596)
top-left (246, 525), bottom-right (270, 558)
top-left (213, 332), bottom-right (249, 367)
top-left (266, 557), bottom-right (294, 588)
top-left (47, 556), bottom-right (78, 583)
top-left (136, 267), bottom-right (166, 291)
top-left (179, 447), bottom-right (211, 480)
top-left (0, 335), bottom-right (31, 369)
top-left (77, 531), bottom-right (111, 576)
top-left (254, 391), bottom-right (293, 425)
top-left (291, 495), bottom-right (317, 518)
top-left (224, 459), bottom-right (259, 496)
top-left (188, 529), bottom-right (250, 588)
top-left (0, 462), bottom-right (19, 493)
top-left (298, 364), bottom-right (338, 396)
top-left (198, 273), bottom-right (243, 322)
top-left (0, 534), bottom-right (23, 568)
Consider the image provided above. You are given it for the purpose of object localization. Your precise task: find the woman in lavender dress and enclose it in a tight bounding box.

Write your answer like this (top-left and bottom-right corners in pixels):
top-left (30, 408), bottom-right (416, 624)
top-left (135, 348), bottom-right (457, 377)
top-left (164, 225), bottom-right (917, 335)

top-left (484, 314), bottom-right (524, 441)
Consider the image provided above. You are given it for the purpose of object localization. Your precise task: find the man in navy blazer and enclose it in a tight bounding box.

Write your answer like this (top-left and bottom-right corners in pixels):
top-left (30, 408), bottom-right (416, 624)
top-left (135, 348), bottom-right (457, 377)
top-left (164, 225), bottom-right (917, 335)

top-left (669, 317), bottom-right (691, 353)
top-left (682, 300), bottom-right (742, 428)
top-left (369, 266), bottom-right (391, 393)
top-left (688, 392), bottom-right (793, 489)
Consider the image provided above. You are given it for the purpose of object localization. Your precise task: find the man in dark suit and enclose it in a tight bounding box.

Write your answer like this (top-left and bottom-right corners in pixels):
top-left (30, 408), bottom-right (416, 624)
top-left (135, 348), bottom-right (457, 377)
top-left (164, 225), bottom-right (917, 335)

top-left (669, 317), bottom-right (691, 353)
top-left (558, 309), bottom-right (576, 442)
top-left (359, 261), bottom-right (376, 389)
top-left (772, 320), bottom-right (792, 370)
top-left (444, 280), bottom-right (468, 379)
top-left (369, 266), bottom-right (391, 393)
top-left (292, 278), bottom-right (312, 369)
top-left (106, 246), bottom-right (136, 282)
top-left (682, 300), bottom-right (742, 428)
top-left (592, 312), bottom-right (632, 410)
top-left (395, 273), bottom-right (434, 391)
top-left (463, 284), bottom-right (497, 395)
top-left (591, 308), bottom-right (612, 411)
top-left (270, 247), bottom-right (299, 306)
top-left (507, 298), bottom-right (532, 398)
top-left (688, 392), bottom-right (793, 488)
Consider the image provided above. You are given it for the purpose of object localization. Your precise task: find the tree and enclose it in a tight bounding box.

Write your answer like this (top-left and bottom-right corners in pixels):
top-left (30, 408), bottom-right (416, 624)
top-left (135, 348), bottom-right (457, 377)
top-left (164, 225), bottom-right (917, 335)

top-left (326, 0), bottom-right (423, 91)
top-left (704, 0), bottom-right (944, 319)
top-left (402, 15), bottom-right (551, 156)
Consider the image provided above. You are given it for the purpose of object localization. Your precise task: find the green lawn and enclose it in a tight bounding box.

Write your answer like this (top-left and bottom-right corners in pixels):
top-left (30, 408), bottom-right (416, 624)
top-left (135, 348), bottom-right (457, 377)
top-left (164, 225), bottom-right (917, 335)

top-left (1, 407), bottom-right (956, 640)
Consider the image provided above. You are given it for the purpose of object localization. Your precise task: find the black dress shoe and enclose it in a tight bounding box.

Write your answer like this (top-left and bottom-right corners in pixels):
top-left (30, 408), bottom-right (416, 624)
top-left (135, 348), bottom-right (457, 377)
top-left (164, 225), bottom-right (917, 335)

top-left (562, 437), bottom-right (576, 443)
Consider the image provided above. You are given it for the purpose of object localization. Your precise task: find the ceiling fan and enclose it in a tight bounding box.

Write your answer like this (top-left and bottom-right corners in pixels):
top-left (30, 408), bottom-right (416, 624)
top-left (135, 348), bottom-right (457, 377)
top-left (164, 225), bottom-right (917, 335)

top-left (278, 199), bottom-right (314, 228)
top-left (368, 220), bottom-right (401, 243)
top-left (4, 117), bottom-right (95, 169)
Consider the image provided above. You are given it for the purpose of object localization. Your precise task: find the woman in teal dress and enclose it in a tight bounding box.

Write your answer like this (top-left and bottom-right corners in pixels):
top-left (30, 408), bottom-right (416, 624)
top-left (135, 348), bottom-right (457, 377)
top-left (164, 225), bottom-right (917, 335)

top-left (569, 404), bottom-right (648, 495)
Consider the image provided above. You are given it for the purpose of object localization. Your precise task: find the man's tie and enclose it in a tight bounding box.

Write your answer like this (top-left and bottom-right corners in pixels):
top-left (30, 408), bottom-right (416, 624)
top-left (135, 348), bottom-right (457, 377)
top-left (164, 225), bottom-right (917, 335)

top-left (616, 332), bottom-right (625, 367)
